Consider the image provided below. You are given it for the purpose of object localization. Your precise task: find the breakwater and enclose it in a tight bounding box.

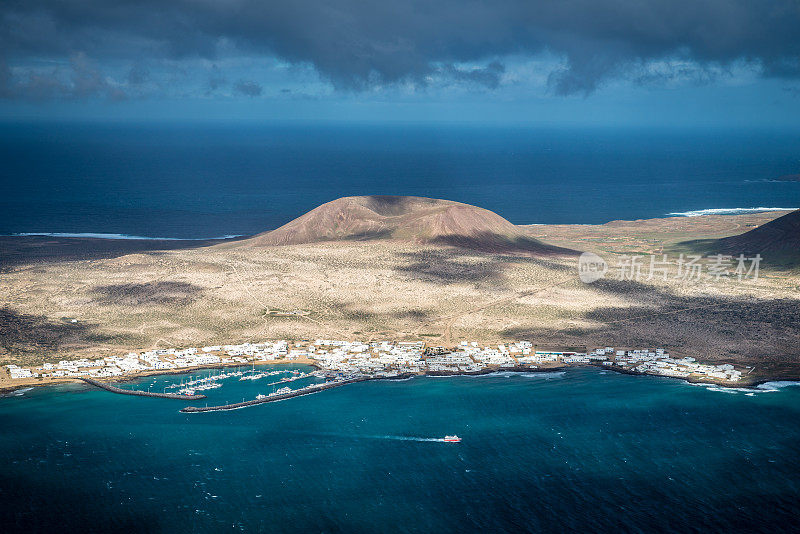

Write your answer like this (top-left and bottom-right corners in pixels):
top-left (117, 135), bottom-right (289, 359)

top-left (79, 377), bottom-right (207, 400)
top-left (180, 377), bottom-right (369, 413)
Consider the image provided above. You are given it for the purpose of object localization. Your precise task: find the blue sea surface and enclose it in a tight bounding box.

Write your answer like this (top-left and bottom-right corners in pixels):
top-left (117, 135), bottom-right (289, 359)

top-left (1, 367), bottom-right (799, 533)
top-left (1, 123), bottom-right (799, 238)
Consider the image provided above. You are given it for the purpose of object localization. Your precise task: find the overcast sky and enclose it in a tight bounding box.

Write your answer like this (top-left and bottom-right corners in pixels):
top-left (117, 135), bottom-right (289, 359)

top-left (1, 0), bottom-right (799, 126)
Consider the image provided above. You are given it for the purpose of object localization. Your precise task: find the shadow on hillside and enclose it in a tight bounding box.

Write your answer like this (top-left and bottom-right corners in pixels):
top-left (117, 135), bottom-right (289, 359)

top-left (0, 236), bottom-right (246, 272)
top-left (430, 232), bottom-right (579, 256)
top-left (338, 307), bottom-right (432, 324)
top-left (392, 247), bottom-right (574, 286)
top-left (340, 229), bottom-right (394, 241)
top-left (323, 298), bottom-right (431, 323)
top-left (280, 298), bottom-right (431, 335)
top-left (501, 276), bottom-right (800, 366)
top-left (0, 307), bottom-right (97, 357)
top-left (363, 195), bottom-right (423, 216)
top-left (393, 249), bottom-right (508, 285)
top-left (667, 238), bottom-right (717, 255)
top-left (92, 281), bottom-right (203, 306)
top-left (669, 237), bottom-right (800, 270)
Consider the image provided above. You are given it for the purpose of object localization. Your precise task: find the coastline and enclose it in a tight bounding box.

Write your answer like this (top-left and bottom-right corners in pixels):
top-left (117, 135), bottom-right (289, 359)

top-left (3, 358), bottom-right (795, 400)
top-left (3, 209), bottom-right (797, 385)
top-left (0, 357), bottom-right (317, 395)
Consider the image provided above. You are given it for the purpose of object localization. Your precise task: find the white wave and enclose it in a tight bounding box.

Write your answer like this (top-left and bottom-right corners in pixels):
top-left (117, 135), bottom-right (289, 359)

top-left (667, 207), bottom-right (797, 217)
top-left (687, 380), bottom-right (800, 394)
top-left (703, 385), bottom-right (758, 394)
top-left (756, 381), bottom-right (800, 392)
top-left (702, 385), bottom-right (739, 393)
top-left (9, 232), bottom-right (244, 241)
top-left (702, 384), bottom-right (768, 397)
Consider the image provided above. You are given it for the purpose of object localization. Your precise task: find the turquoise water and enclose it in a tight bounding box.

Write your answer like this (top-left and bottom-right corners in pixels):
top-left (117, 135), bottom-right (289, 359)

top-left (2, 367), bottom-right (799, 533)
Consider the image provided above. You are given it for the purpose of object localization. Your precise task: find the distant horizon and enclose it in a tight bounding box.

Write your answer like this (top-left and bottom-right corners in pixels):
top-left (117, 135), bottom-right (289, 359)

top-left (2, 122), bottom-right (799, 238)
top-left (5, 207), bottom-right (797, 243)
top-left (3, 102), bottom-right (800, 131)
top-left (4, 117), bottom-right (800, 135)
top-left (3, 3), bottom-right (800, 533)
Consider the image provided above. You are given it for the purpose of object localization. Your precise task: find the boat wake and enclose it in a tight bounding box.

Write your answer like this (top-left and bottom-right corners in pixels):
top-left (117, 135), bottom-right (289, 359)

top-left (360, 434), bottom-right (461, 443)
top-left (326, 434), bottom-right (457, 443)
top-left (291, 430), bottom-right (458, 443)
top-left (377, 435), bottom-right (451, 442)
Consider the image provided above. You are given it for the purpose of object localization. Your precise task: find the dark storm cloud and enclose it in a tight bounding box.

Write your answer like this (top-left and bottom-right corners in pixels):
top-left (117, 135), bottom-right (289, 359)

top-left (234, 79), bottom-right (262, 96)
top-left (0, 51), bottom-right (125, 100)
top-left (441, 62), bottom-right (506, 89)
top-left (1, 0), bottom-right (799, 97)
top-left (69, 52), bottom-right (107, 97)
top-left (127, 63), bottom-right (149, 85)
top-left (207, 64), bottom-right (227, 93)
top-left (0, 57), bottom-right (11, 97)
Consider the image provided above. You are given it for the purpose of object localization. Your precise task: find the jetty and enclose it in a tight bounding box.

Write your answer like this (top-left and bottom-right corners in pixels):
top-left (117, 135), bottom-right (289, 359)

top-left (79, 377), bottom-right (207, 400)
top-left (180, 377), bottom-right (368, 413)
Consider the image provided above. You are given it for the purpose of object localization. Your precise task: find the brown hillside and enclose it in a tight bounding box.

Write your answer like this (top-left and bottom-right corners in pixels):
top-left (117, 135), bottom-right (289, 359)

top-left (243, 196), bottom-right (576, 255)
top-left (714, 208), bottom-right (800, 263)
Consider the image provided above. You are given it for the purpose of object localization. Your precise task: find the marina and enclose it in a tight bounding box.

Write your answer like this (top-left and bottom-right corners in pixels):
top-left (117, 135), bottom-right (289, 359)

top-left (4, 339), bottom-right (757, 408)
top-left (171, 368), bottom-right (313, 396)
top-left (78, 377), bottom-right (207, 400)
top-left (180, 376), bottom-right (368, 412)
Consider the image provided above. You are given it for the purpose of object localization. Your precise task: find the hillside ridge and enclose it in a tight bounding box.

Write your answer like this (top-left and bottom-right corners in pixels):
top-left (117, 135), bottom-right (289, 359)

top-left (713, 208), bottom-right (800, 263)
top-left (243, 195), bottom-right (575, 255)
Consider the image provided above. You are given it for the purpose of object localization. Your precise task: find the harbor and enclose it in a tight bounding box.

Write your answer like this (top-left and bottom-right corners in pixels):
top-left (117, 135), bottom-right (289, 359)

top-left (78, 377), bottom-right (207, 400)
top-left (180, 375), bottom-right (368, 412)
top-left (3, 338), bottom-right (756, 405)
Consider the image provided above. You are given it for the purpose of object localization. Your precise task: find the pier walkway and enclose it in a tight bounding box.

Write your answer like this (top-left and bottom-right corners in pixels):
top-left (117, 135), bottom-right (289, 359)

top-left (180, 377), bottom-right (369, 413)
top-left (79, 377), bottom-right (207, 400)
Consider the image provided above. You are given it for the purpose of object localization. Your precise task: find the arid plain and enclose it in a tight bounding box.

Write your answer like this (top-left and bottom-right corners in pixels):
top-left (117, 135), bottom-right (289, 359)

top-left (2, 197), bottom-right (798, 382)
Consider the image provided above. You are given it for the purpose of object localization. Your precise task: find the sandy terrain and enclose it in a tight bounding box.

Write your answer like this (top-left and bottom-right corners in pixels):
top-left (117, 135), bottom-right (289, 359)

top-left (1, 210), bottom-right (798, 382)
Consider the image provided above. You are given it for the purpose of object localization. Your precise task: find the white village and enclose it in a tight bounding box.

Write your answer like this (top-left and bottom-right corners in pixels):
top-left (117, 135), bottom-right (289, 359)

top-left (5, 339), bottom-right (744, 391)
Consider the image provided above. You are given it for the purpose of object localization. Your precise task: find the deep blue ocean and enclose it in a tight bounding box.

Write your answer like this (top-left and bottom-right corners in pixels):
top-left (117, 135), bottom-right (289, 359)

top-left (2, 124), bottom-right (800, 532)
top-left (1, 367), bottom-right (799, 533)
top-left (1, 123), bottom-right (799, 238)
